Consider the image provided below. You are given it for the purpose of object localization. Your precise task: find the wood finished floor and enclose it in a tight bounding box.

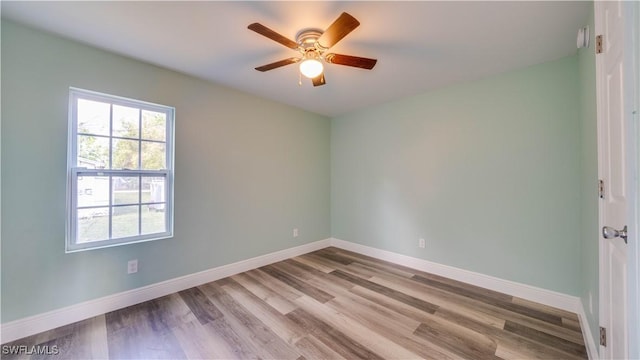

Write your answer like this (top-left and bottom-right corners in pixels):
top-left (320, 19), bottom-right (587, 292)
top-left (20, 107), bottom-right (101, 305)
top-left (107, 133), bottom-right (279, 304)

top-left (2, 247), bottom-right (588, 359)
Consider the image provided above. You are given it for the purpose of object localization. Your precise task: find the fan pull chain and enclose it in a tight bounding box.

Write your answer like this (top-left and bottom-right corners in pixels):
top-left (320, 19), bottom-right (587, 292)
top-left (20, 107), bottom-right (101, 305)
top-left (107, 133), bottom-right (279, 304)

top-left (298, 71), bottom-right (302, 86)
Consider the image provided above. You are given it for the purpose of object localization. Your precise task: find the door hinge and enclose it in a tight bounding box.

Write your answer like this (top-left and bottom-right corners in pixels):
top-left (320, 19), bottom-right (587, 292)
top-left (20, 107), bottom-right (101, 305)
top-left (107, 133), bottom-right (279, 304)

top-left (600, 326), bottom-right (607, 346)
top-left (599, 179), bottom-right (605, 199)
top-left (596, 35), bottom-right (604, 54)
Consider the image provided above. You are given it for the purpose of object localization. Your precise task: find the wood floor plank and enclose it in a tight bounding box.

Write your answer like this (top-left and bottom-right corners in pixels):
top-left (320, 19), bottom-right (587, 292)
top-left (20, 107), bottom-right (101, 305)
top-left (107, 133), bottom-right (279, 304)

top-left (411, 273), bottom-right (514, 306)
top-left (83, 315), bottom-right (110, 360)
top-left (512, 296), bottom-right (580, 321)
top-left (171, 320), bottom-right (225, 359)
top-left (412, 274), bottom-right (564, 326)
top-left (323, 247), bottom-right (417, 278)
top-left (327, 293), bottom-right (421, 335)
top-left (142, 293), bottom-right (200, 331)
top-left (311, 248), bottom-right (355, 265)
top-left (272, 260), bottom-right (315, 281)
top-left (349, 284), bottom-right (437, 324)
top-left (298, 252), bottom-right (351, 271)
top-left (414, 320), bottom-right (500, 360)
top-left (326, 294), bottom-right (462, 360)
top-left (202, 317), bottom-right (262, 360)
top-left (293, 335), bottom-right (347, 360)
top-left (105, 301), bottom-right (187, 359)
top-left (230, 271), bottom-right (298, 315)
top-left (494, 342), bottom-right (580, 360)
top-left (261, 264), bottom-right (335, 303)
top-left (434, 307), bottom-right (586, 360)
top-left (370, 272), bottom-right (510, 325)
top-left (295, 294), bottom-right (423, 359)
top-left (303, 275), bottom-right (355, 300)
top-left (3, 323), bottom-right (74, 350)
top-left (330, 269), bottom-right (439, 314)
top-left (343, 261), bottom-right (397, 279)
top-left (200, 281), bottom-right (301, 360)
top-left (413, 270), bottom-right (579, 333)
top-left (177, 287), bottom-right (223, 325)
top-left (3, 316), bottom-right (110, 360)
top-left (29, 333), bottom-right (79, 360)
top-left (286, 307), bottom-right (385, 360)
top-left (59, 316), bottom-right (109, 360)
top-left (411, 271), bottom-right (514, 303)
top-left (563, 317), bottom-right (583, 333)
top-left (305, 253), bottom-right (392, 280)
top-left (291, 254), bottom-right (336, 273)
top-left (286, 258), bottom-right (356, 290)
top-left (220, 277), bottom-right (306, 344)
top-left (284, 259), bottom-right (357, 297)
top-left (245, 268), bottom-right (305, 302)
top-left (508, 312), bottom-right (585, 345)
top-left (106, 322), bottom-right (187, 359)
top-left (366, 274), bottom-right (476, 320)
top-left (372, 271), bottom-right (577, 335)
top-left (504, 320), bottom-right (588, 358)
top-left (4, 247), bottom-right (588, 360)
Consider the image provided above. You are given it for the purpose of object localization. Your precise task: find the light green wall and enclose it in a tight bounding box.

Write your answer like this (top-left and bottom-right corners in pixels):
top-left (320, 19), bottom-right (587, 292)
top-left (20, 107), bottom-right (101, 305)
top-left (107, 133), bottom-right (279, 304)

top-left (577, 7), bottom-right (600, 350)
top-left (331, 56), bottom-right (582, 295)
top-left (1, 20), bottom-right (330, 322)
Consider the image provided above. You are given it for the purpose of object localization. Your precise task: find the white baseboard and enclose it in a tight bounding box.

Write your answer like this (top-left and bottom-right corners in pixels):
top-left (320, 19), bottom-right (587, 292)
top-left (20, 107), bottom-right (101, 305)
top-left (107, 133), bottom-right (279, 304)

top-left (0, 238), bottom-right (331, 344)
top-left (576, 299), bottom-right (600, 360)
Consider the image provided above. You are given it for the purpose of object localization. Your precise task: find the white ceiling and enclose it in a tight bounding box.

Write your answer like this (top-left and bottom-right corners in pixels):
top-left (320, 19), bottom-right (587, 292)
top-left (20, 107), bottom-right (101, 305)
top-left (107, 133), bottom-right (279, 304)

top-left (1, 1), bottom-right (591, 117)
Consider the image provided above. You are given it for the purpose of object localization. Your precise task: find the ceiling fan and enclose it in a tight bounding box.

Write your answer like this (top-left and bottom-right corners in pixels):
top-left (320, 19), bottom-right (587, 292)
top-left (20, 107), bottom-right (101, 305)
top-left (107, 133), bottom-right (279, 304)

top-left (248, 12), bottom-right (377, 87)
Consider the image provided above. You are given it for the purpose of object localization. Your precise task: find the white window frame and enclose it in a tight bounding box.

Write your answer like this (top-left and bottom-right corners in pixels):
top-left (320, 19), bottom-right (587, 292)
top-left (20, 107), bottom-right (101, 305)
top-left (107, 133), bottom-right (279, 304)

top-left (66, 88), bottom-right (175, 252)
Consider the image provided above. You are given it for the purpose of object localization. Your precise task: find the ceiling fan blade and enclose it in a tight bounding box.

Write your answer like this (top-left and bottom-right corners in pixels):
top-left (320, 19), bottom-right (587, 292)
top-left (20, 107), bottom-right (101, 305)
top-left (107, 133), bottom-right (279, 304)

top-left (312, 73), bottom-right (326, 87)
top-left (317, 12), bottom-right (360, 49)
top-left (255, 57), bottom-right (300, 72)
top-left (325, 53), bottom-right (377, 70)
top-left (248, 23), bottom-right (299, 50)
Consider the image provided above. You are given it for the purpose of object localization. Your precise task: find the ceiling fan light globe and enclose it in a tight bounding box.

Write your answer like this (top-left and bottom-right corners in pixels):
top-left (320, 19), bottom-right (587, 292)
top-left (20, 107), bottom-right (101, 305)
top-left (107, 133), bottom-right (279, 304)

top-left (299, 59), bottom-right (323, 78)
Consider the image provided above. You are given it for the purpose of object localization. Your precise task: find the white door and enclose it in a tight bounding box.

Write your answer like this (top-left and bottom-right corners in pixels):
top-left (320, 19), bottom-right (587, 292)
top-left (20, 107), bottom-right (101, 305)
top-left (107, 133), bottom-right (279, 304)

top-left (595, 1), bottom-right (629, 358)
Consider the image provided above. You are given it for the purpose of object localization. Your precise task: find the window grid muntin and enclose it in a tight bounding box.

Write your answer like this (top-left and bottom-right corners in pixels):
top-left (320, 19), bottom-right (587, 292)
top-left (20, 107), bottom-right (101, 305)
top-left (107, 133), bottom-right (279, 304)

top-left (77, 131), bottom-right (168, 145)
top-left (68, 88), bottom-right (174, 252)
top-left (108, 104), bottom-right (114, 170)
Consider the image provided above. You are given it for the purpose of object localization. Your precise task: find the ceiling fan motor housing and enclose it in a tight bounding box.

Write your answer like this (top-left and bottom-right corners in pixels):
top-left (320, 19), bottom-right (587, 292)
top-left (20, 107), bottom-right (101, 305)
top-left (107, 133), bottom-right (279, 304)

top-left (296, 28), bottom-right (324, 50)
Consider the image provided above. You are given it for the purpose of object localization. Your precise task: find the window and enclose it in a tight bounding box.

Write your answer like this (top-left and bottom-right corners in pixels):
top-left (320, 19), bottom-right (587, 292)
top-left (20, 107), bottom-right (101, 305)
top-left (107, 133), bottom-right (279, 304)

top-left (67, 88), bottom-right (174, 252)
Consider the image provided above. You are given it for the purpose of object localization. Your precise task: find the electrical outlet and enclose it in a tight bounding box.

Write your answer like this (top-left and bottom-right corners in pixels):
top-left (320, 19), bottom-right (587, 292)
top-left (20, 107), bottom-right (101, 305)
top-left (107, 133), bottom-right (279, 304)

top-left (127, 259), bottom-right (138, 274)
top-left (418, 238), bottom-right (425, 248)
top-left (293, 228), bottom-right (299, 238)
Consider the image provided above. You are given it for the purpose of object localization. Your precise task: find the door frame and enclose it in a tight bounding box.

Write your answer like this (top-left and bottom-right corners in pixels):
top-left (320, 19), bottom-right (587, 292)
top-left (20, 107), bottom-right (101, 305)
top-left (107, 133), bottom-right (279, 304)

top-left (627, 2), bottom-right (640, 359)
